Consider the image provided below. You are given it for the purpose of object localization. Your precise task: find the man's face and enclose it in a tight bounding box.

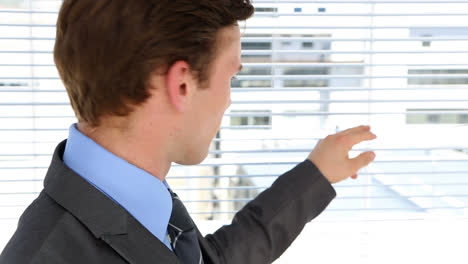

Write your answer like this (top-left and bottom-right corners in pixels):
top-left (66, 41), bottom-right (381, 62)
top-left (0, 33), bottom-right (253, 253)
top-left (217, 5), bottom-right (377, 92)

top-left (179, 25), bottom-right (242, 165)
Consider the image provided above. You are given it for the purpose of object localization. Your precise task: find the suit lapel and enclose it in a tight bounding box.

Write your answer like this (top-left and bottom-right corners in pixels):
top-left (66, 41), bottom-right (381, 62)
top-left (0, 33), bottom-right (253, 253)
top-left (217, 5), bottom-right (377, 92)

top-left (44, 140), bottom-right (179, 264)
top-left (101, 216), bottom-right (178, 264)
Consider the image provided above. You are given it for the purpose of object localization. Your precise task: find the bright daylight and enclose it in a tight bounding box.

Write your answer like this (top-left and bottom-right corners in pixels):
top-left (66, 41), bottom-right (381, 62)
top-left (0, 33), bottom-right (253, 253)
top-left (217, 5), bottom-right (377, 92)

top-left (0, 0), bottom-right (467, 263)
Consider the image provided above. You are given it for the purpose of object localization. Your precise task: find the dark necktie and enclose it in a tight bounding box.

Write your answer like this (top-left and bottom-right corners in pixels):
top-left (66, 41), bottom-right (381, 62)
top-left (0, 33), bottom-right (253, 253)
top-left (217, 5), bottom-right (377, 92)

top-left (167, 190), bottom-right (204, 264)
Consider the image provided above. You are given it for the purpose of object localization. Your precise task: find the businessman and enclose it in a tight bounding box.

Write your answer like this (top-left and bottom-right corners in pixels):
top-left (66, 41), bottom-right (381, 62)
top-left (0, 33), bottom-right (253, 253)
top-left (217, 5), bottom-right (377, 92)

top-left (0, 0), bottom-right (377, 263)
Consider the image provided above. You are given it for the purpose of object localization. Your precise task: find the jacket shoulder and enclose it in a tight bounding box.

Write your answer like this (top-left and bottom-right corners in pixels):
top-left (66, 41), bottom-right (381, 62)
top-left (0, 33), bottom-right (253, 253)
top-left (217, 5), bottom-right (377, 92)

top-left (0, 191), bottom-right (63, 264)
top-left (0, 192), bottom-right (125, 264)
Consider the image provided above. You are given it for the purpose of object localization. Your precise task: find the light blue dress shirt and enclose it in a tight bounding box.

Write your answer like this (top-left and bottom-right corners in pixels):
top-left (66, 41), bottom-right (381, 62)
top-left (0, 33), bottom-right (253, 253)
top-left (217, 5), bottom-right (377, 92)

top-left (63, 124), bottom-right (173, 250)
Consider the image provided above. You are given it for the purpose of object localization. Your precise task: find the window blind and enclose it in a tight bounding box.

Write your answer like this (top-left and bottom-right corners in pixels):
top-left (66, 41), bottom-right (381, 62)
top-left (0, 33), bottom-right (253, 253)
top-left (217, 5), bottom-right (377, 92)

top-left (1, 0), bottom-right (468, 263)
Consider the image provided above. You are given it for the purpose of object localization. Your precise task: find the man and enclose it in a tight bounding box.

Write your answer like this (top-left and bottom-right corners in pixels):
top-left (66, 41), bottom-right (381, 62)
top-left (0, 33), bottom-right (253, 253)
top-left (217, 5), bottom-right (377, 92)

top-left (0, 0), bottom-right (377, 263)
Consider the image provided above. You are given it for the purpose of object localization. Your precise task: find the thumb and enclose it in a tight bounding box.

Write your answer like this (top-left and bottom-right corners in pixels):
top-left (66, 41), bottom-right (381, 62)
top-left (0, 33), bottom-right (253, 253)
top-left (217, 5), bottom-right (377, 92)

top-left (350, 151), bottom-right (376, 172)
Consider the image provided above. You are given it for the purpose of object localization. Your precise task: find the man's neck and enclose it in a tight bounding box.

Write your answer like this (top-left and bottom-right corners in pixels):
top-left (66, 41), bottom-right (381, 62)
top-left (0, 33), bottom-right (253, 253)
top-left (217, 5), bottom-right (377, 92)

top-left (77, 122), bottom-right (172, 181)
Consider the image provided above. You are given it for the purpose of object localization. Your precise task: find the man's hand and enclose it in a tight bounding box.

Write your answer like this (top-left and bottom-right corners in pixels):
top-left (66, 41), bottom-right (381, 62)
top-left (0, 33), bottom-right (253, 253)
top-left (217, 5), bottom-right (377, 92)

top-left (308, 125), bottom-right (377, 184)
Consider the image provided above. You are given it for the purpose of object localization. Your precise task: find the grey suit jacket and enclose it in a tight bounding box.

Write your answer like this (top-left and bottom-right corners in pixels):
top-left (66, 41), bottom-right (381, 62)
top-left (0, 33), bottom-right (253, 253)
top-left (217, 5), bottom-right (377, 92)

top-left (0, 140), bottom-right (336, 264)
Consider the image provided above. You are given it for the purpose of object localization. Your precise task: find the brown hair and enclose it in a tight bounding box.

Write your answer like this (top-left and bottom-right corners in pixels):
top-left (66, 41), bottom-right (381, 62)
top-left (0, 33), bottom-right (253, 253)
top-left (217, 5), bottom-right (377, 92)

top-left (54, 0), bottom-right (254, 126)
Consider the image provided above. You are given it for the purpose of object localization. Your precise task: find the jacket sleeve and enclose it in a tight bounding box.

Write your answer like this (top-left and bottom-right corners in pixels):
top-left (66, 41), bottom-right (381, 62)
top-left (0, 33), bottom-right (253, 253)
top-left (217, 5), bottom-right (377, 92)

top-left (200, 160), bottom-right (336, 264)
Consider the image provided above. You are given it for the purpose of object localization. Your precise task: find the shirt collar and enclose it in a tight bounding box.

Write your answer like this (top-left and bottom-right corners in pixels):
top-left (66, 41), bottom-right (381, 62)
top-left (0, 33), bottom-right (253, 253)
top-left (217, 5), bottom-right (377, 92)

top-left (63, 124), bottom-right (172, 245)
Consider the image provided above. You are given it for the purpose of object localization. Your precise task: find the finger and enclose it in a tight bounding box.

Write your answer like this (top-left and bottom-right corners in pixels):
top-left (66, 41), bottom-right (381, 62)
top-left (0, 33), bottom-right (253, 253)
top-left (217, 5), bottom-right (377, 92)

top-left (345, 130), bottom-right (377, 149)
top-left (338, 125), bottom-right (370, 136)
top-left (350, 151), bottom-right (376, 172)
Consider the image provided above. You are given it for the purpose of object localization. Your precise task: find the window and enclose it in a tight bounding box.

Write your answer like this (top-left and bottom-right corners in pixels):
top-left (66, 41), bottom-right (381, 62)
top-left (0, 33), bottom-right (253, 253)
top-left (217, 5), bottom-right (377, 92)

top-left (421, 34), bottom-right (432, 47)
top-left (241, 34), bottom-right (272, 62)
top-left (407, 109), bottom-right (468, 124)
top-left (281, 41), bottom-right (291, 47)
top-left (318, 7), bottom-right (326, 13)
top-left (230, 110), bottom-right (272, 127)
top-left (281, 67), bottom-right (330, 87)
top-left (231, 66), bottom-right (272, 88)
top-left (241, 42), bottom-right (271, 50)
top-left (408, 69), bottom-right (468, 85)
top-left (254, 7), bottom-right (277, 13)
top-left (301, 42), bottom-right (314, 49)
top-left (0, 81), bottom-right (28, 87)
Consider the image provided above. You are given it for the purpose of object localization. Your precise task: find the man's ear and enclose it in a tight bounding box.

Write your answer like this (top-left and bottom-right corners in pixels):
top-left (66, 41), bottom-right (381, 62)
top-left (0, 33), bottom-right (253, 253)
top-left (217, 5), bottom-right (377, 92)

top-left (166, 61), bottom-right (192, 112)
